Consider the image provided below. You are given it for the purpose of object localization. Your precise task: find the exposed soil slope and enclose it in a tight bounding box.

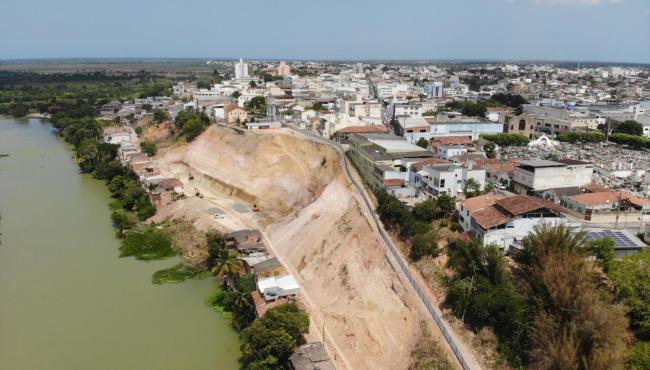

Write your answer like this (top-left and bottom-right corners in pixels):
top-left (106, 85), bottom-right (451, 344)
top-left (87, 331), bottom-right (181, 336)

top-left (154, 126), bottom-right (454, 369)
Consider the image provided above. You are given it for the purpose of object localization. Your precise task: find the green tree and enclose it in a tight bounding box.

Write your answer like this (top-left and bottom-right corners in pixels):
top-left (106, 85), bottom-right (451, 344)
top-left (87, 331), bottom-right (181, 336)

top-left (239, 303), bottom-right (309, 369)
top-left (608, 250), bottom-right (650, 334)
top-left (231, 91), bottom-right (241, 99)
top-left (410, 228), bottom-right (441, 262)
top-left (446, 240), bottom-right (528, 363)
top-left (212, 250), bottom-right (242, 286)
top-left (244, 96), bottom-right (267, 115)
top-left (139, 141), bottom-right (157, 156)
top-left (627, 341), bottom-right (650, 370)
top-left (483, 141), bottom-right (496, 158)
top-left (152, 108), bottom-right (169, 123)
top-left (613, 120), bottom-right (643, 136)
top-left (588, 236), bottom-right (616, 272)
top-left (480, 133), bottom-right (529, 146)
top-left (515, 225), bottom-right (630, 370)
top-left (416, 137), bottom-right (429, 149)
top-left (436, 194), bottom-right (456, 217)
top-left (462, 178), bottom-right (482, 198)
top-left (412, 199), bottom-right (438, 222)
top-left (110, 209), bottom-right (137, 237)
top-left (182, 117), bottom-right (207, 141)
top-left (205, 230), bottom-right (226, 270)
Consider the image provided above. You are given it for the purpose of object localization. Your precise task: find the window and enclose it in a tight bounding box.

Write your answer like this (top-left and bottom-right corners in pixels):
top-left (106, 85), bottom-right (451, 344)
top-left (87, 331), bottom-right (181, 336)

top-left (518, 119), bottom-right (526, 131)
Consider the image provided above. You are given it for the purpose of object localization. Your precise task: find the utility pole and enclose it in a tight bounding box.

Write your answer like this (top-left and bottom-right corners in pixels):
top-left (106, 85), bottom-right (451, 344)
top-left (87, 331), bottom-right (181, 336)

top-left (615, 188), bottom-right (622, 229)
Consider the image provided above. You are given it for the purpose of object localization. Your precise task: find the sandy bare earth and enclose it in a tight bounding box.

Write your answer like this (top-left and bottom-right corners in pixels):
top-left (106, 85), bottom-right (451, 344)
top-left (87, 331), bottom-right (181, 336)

top-left (153, 126), bottom-right (458, 370)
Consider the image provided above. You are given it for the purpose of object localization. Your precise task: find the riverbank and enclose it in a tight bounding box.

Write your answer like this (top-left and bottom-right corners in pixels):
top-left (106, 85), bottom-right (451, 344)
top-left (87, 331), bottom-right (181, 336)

top-left (0, 117), bottom-right (240, 370)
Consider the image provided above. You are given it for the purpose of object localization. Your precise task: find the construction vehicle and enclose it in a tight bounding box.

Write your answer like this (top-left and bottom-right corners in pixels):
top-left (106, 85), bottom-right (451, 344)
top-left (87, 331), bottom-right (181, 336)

top-left (194, 187), bottom-right (203, 198)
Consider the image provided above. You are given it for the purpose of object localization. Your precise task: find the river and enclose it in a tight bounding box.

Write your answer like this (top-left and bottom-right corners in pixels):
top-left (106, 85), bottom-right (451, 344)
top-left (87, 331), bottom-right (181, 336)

top-left (0, 117), bottom-right (239, 370)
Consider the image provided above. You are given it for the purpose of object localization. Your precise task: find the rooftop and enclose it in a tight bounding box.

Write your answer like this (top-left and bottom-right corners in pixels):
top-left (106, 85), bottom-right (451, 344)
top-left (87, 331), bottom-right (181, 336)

top-left (367, 138), bottom-right (429, 153)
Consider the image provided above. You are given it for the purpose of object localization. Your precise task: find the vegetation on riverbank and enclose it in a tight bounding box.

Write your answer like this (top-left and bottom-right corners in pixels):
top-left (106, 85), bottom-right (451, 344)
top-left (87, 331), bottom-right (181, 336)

top-left (152, 263), bottom-right (208, 284)
top-left (2, 71), bottom-right (315, 370)
top-left (201, 230), bottom-right (313, 369)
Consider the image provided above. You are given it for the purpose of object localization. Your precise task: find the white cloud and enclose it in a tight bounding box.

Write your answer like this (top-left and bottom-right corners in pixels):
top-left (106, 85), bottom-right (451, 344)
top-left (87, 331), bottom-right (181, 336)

top-left (537, 0), bottom-right (622, 5)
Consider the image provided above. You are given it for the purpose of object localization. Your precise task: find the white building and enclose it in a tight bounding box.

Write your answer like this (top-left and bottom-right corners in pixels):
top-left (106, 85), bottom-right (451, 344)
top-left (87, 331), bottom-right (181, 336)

top-left (257, 275), bottom-right (300, 301)
top-left (234, 58), bottom-right (250, 80)
top-left (437, 144), bottom-right (468, 160)
top-left (512, 159), bottom-right (594, 194)
top-left (414, 163), bottom-right (486, 198)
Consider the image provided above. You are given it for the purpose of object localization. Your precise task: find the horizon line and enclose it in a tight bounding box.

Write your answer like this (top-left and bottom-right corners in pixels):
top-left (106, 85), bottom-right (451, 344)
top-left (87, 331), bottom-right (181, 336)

top-left (0, 57), bottom-right (648, 67)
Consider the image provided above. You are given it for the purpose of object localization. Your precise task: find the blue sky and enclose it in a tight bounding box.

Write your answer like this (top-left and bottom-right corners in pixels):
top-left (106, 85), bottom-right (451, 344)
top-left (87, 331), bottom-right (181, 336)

top-left (1, 0), bottom-right (648, 63)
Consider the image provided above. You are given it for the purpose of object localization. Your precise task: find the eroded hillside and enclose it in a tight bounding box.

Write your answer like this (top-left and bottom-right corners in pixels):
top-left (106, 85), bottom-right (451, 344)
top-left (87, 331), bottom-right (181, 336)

top-left (154, 126), bottom-right (454, 369)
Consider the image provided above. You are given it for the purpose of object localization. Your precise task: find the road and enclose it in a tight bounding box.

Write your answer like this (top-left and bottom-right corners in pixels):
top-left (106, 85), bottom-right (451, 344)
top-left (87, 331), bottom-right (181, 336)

top-left (283, 122), bottom-right (481, 370)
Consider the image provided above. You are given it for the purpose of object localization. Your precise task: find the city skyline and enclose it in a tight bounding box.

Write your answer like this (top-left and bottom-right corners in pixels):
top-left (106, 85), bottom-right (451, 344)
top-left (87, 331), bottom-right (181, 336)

top-left (1, 0), bottom-right (649, 63)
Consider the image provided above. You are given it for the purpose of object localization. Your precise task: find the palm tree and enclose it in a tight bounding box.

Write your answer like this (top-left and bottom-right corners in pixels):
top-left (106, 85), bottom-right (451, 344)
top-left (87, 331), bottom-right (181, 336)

top-left (211, 250), bottom-right (242, 287)
top-left (516, 224), bottom-right (587, 270)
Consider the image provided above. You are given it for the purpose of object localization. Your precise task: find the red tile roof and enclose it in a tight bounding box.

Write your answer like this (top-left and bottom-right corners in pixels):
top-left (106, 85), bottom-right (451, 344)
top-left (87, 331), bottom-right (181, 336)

top-left (462, 193), bottom-right (507, 213)
top-left (430, 136), bottom-right (472, 147)
top-left (384, 179), bottom-right (405, 187)
top-left (472, 205), bottom-right (513, 229)
top-left (570, 191), bottom-right (650, 207)
top-left (495, 195), bottom-right (565, 216)
top-left (475, 158), bottom-right (520, 176)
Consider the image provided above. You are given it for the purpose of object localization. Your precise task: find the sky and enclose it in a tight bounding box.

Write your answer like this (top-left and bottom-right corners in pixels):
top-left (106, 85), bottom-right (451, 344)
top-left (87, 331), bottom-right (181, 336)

top-left (0, 0), bottom-right (649, 63)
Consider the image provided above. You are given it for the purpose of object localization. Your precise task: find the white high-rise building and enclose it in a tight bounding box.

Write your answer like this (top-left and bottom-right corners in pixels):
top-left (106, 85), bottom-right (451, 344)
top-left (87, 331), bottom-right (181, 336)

top-left (234, 58), bottom-right (249, 79)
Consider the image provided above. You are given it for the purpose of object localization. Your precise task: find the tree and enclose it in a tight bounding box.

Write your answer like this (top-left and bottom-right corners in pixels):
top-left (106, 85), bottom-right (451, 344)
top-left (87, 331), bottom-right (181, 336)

top-left (483, 141), bottom-right (496, 158)
top-left (608, 250), bottom-right (650, 334)
top-left (239, 303), bottom-right (309, 369)
top-left (588, 236), bottom-right (616, 272)
top-left (153, 108), bottom-right (169, 123)
top-left (416, 137), bottom-right (429, 149)
top-left (627, 341), bottom-right (650, 370)
top-left (462, 178), bottom-right (482, 198)
top-left (182, 117), bottom-right (206, 141)
top-left (515, 225), bottom-right (630, 370)
top-left (249, 80), bottom-right (257, 88)
top-left (244, 96), bottom-right (267, 115)
top-left (110, 209), bottom-right (137, 237)
top-left (231, 91), bottom-right (241, 99)
top-left (212, 250), bottom-right (242, 286)
top-left (446, 240), bottom-right (528, 363)
top-left (412, 199), bottom-right (437, 222)
top-left (410, 228), bottom-right (441, 262)
top-left (481, 133), bottom-right (529, 146)
top-left (205, 230), bottom-right (226, 269)
top-left (436, 194), bottom-right (456, 217)
top-left (613, 120), bottom-right (643, 136)
top-left (139, 141), bottom-right (157, 156)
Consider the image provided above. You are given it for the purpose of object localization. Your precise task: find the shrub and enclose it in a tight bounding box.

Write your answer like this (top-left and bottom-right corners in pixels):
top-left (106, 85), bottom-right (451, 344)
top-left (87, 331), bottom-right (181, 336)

top-left (480, 133), bottom-right (529, 146)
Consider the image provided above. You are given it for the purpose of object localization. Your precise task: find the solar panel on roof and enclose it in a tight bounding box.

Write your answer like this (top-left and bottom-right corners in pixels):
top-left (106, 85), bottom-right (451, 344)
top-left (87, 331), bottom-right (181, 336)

top-left (587, 230), bottom-right (638, 247)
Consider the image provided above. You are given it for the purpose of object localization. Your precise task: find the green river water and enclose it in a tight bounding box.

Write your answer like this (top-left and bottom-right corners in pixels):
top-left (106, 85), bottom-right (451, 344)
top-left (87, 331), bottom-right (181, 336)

top-left (0, 117), bottom-right (239, 370)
